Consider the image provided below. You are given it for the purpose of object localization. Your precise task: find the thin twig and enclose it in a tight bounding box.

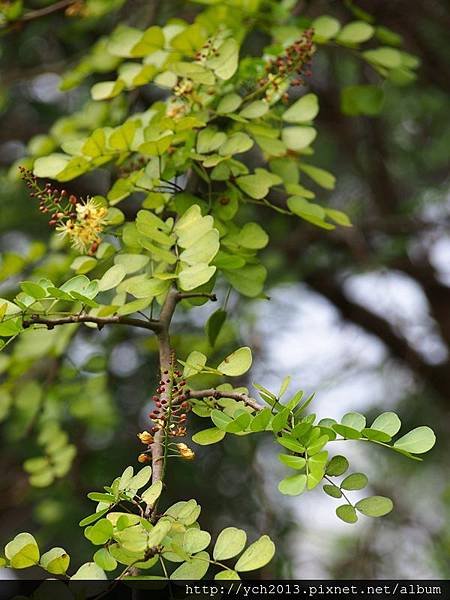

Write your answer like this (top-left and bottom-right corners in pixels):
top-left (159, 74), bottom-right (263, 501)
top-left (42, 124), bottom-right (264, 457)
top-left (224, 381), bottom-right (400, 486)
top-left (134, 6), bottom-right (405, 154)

top-left (186, 388), bottom-right (263, 412)
top-left (19, 0), bottom-right (77, 23)
top-left (22, 314), bottom-right (161, 333)
top-left (176, 292), bottom-right (217, 302)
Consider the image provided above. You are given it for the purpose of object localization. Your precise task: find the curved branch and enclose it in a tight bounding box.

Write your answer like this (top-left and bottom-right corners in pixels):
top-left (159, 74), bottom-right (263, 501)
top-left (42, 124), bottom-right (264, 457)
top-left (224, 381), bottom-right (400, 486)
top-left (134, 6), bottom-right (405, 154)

top-left (22, 314), bottom-right (161, 332)
top-left (186, 388), bottom-right (263, 412)
top-left (6, 0), bottom-right (78, 26)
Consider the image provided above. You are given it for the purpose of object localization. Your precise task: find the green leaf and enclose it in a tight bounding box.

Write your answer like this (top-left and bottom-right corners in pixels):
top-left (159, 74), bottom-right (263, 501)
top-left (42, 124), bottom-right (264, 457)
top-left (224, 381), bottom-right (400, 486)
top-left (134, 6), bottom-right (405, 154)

top-left (5, 533), bottom-right (40, 568)
top-left (271, 407), bottom-right (290, 433)
top-left (341, 412), bottom-right (366, 431)
top-left (278, 454), bottom-right (306, 470)
top-left (94, 548), bottom-right (117, 572)
top-left (219, 132), bottom-right (253, 156)
top-left (341, 85), bottom-right (384, 116)
top-left (239, 101), bottom-right (268, 119)
top-left (323, 484), bottom-right (342, 499)
top-left (40, 547), bottom-right (70, 575)
top-left (299, 164), bottom-right (336, 189)
top-left (114, 523), bottom-right (148, 552)
top-left (249, 408), bottom-right (272, 432)
top-left (33, 154), bottom-right (70, 179)
top-left (183, 350), bottom-right (207, 377)
top-left (217, 347), bottom-right (252, 377)
top-left (332, 424), bottom-right (362, 440)
top-left (23, 457), bottom-right (49, 474)
top-left (236, 174), bottom-right (269, 199)
top-left (197, 128), bottom-right (227, 154)
top-left (211, 409), bottom-right (233, 431)
top-left (91, 80), bottom-right (124, 101)
top-left (336, 21), bottom-right (374, 44)
top-left (142, 480), bottom-right (163, 508)
top-left (192, 427), bottom-right (226, 445)
top-left (85, 518), bottom-right (114, 545)
top-left (325, 208), bottom-right (352, 227)
top-left (147, 519), bottom-right (172, 547)
top-left (363, 47), bottom-right (402, 69)
top-left (71, 562), bottom-right (107, 580)
top-left (179, 229), bottom-right (219, 265)
top-left (79, 508), bottom-right (110, 527)
top-left (361, 428), bottom-right (392, 443)
top-left (393, 426), bottom-right (436, 454)
top-left (278, 472), bottom-right (307, 496)
top-left (326, 456), bottom-right (349, 476)
top-left (98, 265), bottom-right (126, 292)
top-left (207, 38), bottom-right (239, 80)
top-left (107, 26), bottom-right (142, 57)
top-left (287, 196), bottom-right (334, 230)
top-left (127, 465), bottom-right (152, 492)
top-left (282, 94), bottom-right (319, 123)
top-left (282, 126), bottom-right (317, 151)
top-left (277, 436), bottom-right (305, 453)
top-left (341, 473), bottom-right (368, 491)
top-left (234, 535), bottom-right (275, 572)
top-left (371, 412), bottom-right (401, 437)
top-left (136, 210), bottom-right (173, 246)
top-left (118, 466), bottom-right (134, 490)
top-left (179, 264), bottom-right (216, 291)
top-left (87, 492), bottom-right (115, 504)
top-left (215, 570), bottom-right (240, 580)
top-left (213, 527), bottom-right (247, 560)
top-left (20, 281), bottom-right (47, 299)
top-left (206, 309), bottom-right (227, 347)
top-left (217, 93), bottom-right (242, 114)
top-left (355, 496), bottom-right (393, 517)
top-left (239, 223), bottom-right (269, 249)
top-left (223, 264), bottom-right (266, 297)
top-left (183, 529), bottom-right (211, 554)
top-left (311, 15), bottom-right (340, 41)
top-left (336, 504), bottom-right (358, 524)
top-left (170, 551), bottom-right (210, 580)
top-left (115, 254), bottom-right (150, 274)
top-left (70, 256), bottom-right (97, 275)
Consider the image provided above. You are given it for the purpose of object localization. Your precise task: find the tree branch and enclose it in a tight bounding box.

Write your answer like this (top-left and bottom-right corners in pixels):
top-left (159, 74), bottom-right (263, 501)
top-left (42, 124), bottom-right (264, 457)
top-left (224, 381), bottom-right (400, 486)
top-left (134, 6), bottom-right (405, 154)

top-left (22, 314), bottom-right (161, 333)
top-left (16, 0), bottom-right (78, 23)
top-left (176, 292), bottom-right (217, 302)
top-left (186, 388), bottom-right (263, 412)
top-left (304, 272), bottom-right (450, 399)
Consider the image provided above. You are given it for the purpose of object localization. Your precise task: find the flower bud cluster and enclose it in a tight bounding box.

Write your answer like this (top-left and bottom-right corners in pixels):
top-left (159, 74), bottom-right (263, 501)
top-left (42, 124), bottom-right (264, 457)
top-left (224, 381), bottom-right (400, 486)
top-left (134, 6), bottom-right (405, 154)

top-left (259, 28), bottom-right (315, 102)
top-left (137, 368), bottom-right (193, 462)
top-left (148, 369), bottom-right (190, 436)
top-left (194, 37), bottom-right (221, 64)
top-left (20, 167), bottom-right (107, 255)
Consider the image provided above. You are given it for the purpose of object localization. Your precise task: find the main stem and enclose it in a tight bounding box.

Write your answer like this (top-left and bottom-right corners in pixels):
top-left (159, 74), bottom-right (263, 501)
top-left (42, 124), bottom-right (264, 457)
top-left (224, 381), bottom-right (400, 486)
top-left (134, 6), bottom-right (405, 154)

top-left (150, 288), bottom-right (179, 490)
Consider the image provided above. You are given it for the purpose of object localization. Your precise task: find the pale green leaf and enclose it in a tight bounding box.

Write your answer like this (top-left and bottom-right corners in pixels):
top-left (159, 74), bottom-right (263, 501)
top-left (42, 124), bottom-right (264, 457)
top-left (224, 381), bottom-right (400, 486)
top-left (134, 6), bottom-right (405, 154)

top-left (40, 547), bottom-right (70, 575)
top-left (217, 347), bottom-right (252, 377)
top-left (282, 94), bottom-right (319, 123)
top-left (213, 527), bottom-right (247, 561)
top-left (355, 496), bottom-right (393, 517)
top-left (234, 535), bottom-right (275, 572)
top-left (393, 426), bottom-right (436, 454)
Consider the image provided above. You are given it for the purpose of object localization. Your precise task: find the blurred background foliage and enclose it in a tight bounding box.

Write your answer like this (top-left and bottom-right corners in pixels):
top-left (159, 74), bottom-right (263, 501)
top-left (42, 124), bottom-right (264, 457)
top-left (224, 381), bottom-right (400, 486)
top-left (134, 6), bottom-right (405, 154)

top-left (0, 0), bottom-right (449, 579)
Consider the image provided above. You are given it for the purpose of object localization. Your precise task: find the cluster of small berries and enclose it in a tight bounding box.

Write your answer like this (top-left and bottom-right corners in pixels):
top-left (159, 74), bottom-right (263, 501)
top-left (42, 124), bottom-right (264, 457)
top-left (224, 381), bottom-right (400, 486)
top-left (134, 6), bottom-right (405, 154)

top-left (259, 28), bottom-right (315, 102)
top-left (20, 167), bottom-right (107, 255)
